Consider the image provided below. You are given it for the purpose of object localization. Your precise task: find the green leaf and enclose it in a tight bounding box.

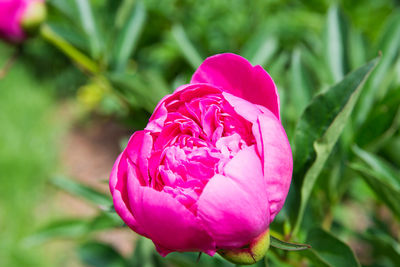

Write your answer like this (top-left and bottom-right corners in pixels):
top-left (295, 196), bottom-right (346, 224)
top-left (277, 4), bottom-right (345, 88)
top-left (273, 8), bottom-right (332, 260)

top-left (74, 0), bottom-right (103, 59)
top-left (50, 175), bottom-right (112, 207)
top-left (350, 162), bottom-right (400, 218)
top-left (112, 1), bottom-right (146, 72)
top-left (324, 5), bottom-right (349, 83)
top-left (89, 211), bottom-right (125, 230)
top-left (348, 28), bottom-right (366, 70)
top-left (171, 24), bottom-right (203, 69)
top-left (240, 34), bottom-right (278, 67)
top-left (24, 213), bottom-right (124, 247)
top-left (109, 72), bottom-right (164, 112)
top-left (301, 228), bottom-right (360, 267)
top-left (128, 237), bottom-right (163, 267)
top-left (289, 48), bottom-right (312, 115)
top-left (78, 241), bottom-right (127, 267)
top-left (270, 236), bottom-right (310, 251)
top-left (290, 58), bottom-right (379, 234)
top-left (355, 11), bottom-right (400, 126)
top-left (40, 25), bottom-right (100, 74)
top-left (23, 219), bottom-right (89, 247)
top-left (352, 146), bottom-right (400, 190)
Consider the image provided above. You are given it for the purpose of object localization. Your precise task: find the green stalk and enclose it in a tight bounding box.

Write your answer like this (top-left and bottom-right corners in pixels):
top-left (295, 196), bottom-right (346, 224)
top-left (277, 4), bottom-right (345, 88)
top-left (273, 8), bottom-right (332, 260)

top-left (39, 24), bottom-right (99, 75)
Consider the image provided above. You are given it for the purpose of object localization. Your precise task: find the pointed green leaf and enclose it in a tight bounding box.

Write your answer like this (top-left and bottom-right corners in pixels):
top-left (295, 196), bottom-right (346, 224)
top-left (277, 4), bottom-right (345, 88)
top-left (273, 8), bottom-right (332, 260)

top-left (290, 58), bottom-right (379, 234)
top-left (112, 1), bottom-right (146, 72)
top-left (50, 175), bottom-right (112, 207)
top-left (270, 236), bottom-right (310, 251)
top-left (171, 24), bottom-right (203, 69)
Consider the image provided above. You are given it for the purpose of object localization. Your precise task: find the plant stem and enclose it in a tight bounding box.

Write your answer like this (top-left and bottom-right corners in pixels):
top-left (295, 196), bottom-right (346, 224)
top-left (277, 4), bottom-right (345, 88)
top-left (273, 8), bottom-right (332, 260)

top-left (0, 47), bottom-right (20, 79)
top-left (39, 24), bottom-right (99, 75)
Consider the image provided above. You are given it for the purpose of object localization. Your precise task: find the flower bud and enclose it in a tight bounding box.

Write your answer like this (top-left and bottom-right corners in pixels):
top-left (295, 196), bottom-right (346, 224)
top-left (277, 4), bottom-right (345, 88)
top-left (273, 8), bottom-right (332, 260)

top-left (21, 0), bottom-right (47, 35)
top-left (217, 230), bottom-right (270, 265)
top-left (0, 0), bottom-right (46, 43)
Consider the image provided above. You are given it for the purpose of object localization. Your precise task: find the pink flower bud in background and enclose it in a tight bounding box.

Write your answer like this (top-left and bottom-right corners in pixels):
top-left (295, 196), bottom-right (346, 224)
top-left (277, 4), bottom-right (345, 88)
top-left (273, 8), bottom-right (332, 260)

top-left (109, 53), bottom-right (293, 263)
top-left (0, 0), bottom-right (46, 43)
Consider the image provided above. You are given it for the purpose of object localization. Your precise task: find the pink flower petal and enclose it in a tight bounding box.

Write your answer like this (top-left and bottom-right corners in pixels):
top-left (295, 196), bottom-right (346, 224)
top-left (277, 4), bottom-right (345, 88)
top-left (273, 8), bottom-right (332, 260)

top-left (191, 53), bottom-right (280, 120)
top-left (256, 111), bottom-right (293, 220)
top-left (0, 0), bottom-right (27, 42)
top-left (197, 146), bottom-right (270, 249)
top-left (125, 161), bottom-right (216, 256)
top-left (221, 92), bottom-right (293, 220)
top-left (109, 153), bottom-right (146, 236)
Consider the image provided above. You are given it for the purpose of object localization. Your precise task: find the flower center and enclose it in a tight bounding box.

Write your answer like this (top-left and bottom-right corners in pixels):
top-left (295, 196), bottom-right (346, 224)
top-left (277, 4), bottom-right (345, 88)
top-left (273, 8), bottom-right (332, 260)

top-left (148, 92), bottom-right (255, 213)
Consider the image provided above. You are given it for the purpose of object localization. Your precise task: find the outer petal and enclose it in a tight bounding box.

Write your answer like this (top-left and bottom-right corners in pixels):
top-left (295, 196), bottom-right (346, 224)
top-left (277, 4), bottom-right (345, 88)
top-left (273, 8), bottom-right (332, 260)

top-left (222, 92), bottom-right (293, 220)
top-left (191, 53), bottom-right (280, 120)
top-left (256, 111), bottom-right (293, 220)
top-left (109, 153), bottom-right (146, 236)
top-left (125, 160), bottom-right (216, 256)
top-left (197, 146), bottom-right (270, 249)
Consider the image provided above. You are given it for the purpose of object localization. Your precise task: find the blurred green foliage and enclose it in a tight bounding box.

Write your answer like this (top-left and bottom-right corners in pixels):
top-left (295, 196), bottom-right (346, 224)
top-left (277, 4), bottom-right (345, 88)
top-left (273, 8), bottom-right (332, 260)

top-left (1, 0), bottom-right (400, 266)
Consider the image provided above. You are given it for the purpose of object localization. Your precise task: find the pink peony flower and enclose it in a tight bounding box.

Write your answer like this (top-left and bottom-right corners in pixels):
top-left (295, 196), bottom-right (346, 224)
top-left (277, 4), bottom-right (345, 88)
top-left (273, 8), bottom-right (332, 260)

top-left (0, 0), bottom-right (46, 43)
top-left (110, 53), bottom-right (292, 261)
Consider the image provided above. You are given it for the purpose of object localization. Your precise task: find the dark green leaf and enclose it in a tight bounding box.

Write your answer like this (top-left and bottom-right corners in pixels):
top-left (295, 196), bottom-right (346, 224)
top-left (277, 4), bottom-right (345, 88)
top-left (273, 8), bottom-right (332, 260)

top-left (290, 58), bottom-right (379, 234)
top-left (50, 175), bottom-right (112, 207)
top-left (78, 241), bottom-right (127, 267)
top-left (270, 236), bottom-right (311, 251)
top-left (301, 228), bottom-right (360, 267)
top-left (112, 1), bottom-right (146, 72)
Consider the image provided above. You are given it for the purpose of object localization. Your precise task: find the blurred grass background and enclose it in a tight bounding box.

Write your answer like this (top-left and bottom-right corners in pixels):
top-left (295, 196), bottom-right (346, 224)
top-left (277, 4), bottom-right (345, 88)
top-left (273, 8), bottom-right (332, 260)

top-left (0, 43), bottom-right (58, 266)
top-left (0, 0), bottom-right (399, 266)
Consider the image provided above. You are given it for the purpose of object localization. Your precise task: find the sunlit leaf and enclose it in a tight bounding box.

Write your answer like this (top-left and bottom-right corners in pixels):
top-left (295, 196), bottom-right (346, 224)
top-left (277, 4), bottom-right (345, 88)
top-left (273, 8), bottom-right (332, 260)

top-left (74, 0), bottom-right (103, 59)
top-left (324, 5), bottom-right (349, 83)
top-left (171, 24), bottom-right (203, 69)
top-left (355, 11), bottom-right (400, 126)
top-left (111, 1), bottom-right (146, 72)
top-left (352, 146), bottom-right (400, 190)
top-left (270, 236), bottom-right (311, 251)
top-left (350, 162), bottom-right (400, 218)
top-left (241, 34), bottom-right (278, 67)
top-left (289, 48), bottom-right (312, 115)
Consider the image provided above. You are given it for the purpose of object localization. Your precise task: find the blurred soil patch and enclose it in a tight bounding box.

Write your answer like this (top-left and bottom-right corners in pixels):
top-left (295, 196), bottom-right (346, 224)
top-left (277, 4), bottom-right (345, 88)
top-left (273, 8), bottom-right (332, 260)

top-left (54, 103), bottom-right (136, 256)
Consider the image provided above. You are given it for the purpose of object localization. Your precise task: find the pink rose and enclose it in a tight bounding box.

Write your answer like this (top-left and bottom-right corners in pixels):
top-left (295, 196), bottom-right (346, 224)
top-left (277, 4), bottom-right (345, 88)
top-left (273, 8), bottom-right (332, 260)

top-left (0, 0), bottom-right (46, 43)
top-left (110, 53), bottom-right (292, 261)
